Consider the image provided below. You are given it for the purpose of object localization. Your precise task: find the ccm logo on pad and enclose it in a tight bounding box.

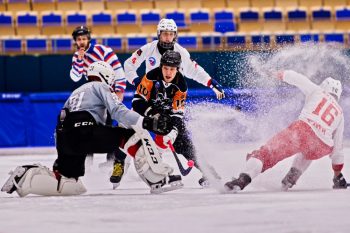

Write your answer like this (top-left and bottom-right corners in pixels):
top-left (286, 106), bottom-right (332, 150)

top-left (74, 122), bottom-right (94, 127)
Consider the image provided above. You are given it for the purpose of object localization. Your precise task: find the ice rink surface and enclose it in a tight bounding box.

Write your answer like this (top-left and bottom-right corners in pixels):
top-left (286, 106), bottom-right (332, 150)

top-left (1, 144), bottom-right (349, 233)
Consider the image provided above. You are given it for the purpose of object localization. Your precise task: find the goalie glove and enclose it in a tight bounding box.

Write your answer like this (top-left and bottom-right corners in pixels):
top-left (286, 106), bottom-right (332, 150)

top-left (142, 114), bottom-right (173, 135)
top-left (154, 128), bottom-right (178, 149)
top-left (333, 173), bottom-right (348, 189)
top-left (208, 78), bottom-right (225, 100)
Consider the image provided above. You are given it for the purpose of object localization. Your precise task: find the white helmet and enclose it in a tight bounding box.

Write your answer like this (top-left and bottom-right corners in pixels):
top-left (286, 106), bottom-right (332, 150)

top-left (157, 18), bottom-right (178, 49)
top-left (87, 61), bottom-right (116, 86)
top-left (320, 77), bottom-right (342, 100)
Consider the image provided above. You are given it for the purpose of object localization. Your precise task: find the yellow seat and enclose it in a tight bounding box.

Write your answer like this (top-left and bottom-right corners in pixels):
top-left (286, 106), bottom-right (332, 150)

top-left (324, 0), bottom-right (347, 11)
top-left (65, 11), bottom-right (89, 36)
top-left (275, 0), bottom-right (298, 11)
top-left (178, 0), bottom-right (201, 9)
top-left (56, 0), bottom-right (80, 12)
top-left (16, 11), bottom-right (41, 36)
top-left (105, 0), bottom-right (129, 11)
top-left (7, 0), bottom-right (31, 13)
top-left (154, 0), bottom-right (177, 9)
top-left (0, 0), bottom-right (7, 11)
top-left (0, 12), bottom-right (15, 36)
top-left (81, 0), bottom-right (105, 11)
top-left (91, 10), bottom-right (115, 35)
top-left (286, 7), bottom-right (310, 31)
top-left (251, 0), bottom-right (274, 9)
top-left (334, 6), bottom-right (350, 30)
top-left (115, 10), bottom-right (140, 35)
top-left (129, 0), bottom-right (153, 10)
top-left (262, 7), bottom-right (286, 32)
top-left (227, 0), bottom-right (250, 16)
top-left (32, 0), bottom-right (57, 12)
top-left (189, 8), bottom-right (212, 33)
top-left (299, 0), bottom-right (323, 10)
top-left (238, 7), bottom-right (263, 33)
top-left (41, 11), bottom-right (65, 36)
top-left (311, 6), bottom-right (334, 31)
top-left (202, 0), bottom-right (226, 10)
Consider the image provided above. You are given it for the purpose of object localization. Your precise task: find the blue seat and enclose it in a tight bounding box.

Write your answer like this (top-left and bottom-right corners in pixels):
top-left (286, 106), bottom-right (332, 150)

top-left (116, 11), bottom-right (137, 24)
top-left (51, 36), bottom-right (72, 53)
top-left (26, 37), bottom-right (48, 54)
top-left (3, 37), bottom-right (23, 53)
top-left (141, 10), bottom-right (161, 25)
top-left (214, 10), bottom-right (234, 22)
top-left (42, 12), bottom-right (62, 26)
top-left (275, 34), bottom-right (295, 44)
top-left (264, 9), bottom-right (283, 21)
top-left (324, 33), bottom-right (344, 43)
top-left (335, 7), bottom-right (350, 20)
top-left (66, 12), bottom-right (88, 26)
top-left (127, 35), bottom-right (148, 50)
top-left (312, 8), bottom-right (331, 20)
top-left (251, 34), bottom-right (271, 45)
top-left (16, 12), bottom-right (40, 36)
top-left (190, 9), bottom-right (210, 23)
top-left (177, 34), bottom-right (197, 49)
top-left (0, 12), bottom-right (14, 36)
top-left (92, 12), bottom-right (112, 25)
top-left (101, 36), bottom-right (122, 51)
top-left (240, 10), bottom-right (259, 21)
top-left (166, 10), bottom-right (186, 29)
top-left (215, 21), bottom-right (236, 33)
top-left (299, 33), bottom-right (319, 42)
top-left (226, 34), bottom-right (246, 46)
top-left (287, 9), bottom-right (307, 21)
top-left (201, 33), bottom-right (223, 49)
top-left (17, 12), bottom-right (38, 26)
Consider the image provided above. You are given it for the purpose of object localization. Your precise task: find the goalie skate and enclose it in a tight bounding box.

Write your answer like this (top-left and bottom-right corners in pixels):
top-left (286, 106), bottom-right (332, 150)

top-left (1, 166), bottom-right (27, 194)
top-left (150, 175), bottom-right (183, 194)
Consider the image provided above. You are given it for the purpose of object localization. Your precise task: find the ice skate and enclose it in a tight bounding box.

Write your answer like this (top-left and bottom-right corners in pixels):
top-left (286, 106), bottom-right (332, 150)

top-left (150, 175), bottom-right (183, 194)
top-left (281, 167), bottom-right (302, 191)
top-left (224, 173), bottom-right (252, 192)
top-left (110, 160), bottom-right (125, 189)
top-left (198, 165), bottom-right (221, 188)
top-left (1, 166), bottom-right (32, 194)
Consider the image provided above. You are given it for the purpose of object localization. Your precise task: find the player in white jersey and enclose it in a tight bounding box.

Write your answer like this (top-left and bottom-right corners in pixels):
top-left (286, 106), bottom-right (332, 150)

top-left (124, 18), bottom-right (225, 100)
top-left (1, 62), bottom-right (183, 197)
top-left (225, 70), bottom-right (348, 192)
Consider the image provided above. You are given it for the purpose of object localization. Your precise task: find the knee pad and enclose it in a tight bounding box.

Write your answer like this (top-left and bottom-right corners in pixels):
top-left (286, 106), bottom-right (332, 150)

top-left (123, 128), bottom-right (174, 187)
top-left (12, 164), bottom-right (86, 197)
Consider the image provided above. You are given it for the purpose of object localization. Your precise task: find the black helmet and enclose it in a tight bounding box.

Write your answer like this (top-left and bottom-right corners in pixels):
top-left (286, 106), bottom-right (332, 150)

top-left (72, 26), bottom-right (91, 41)
top-left (160, 50), bottom-right (181, 68)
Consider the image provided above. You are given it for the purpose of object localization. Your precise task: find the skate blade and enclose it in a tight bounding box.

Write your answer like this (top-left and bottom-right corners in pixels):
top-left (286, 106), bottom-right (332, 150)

top-left (223, 184), bottom-right (241, 194)
top-left (150, 181), bottom-right (184, 194)
top-left (112, 183), bottom-right (120, 190)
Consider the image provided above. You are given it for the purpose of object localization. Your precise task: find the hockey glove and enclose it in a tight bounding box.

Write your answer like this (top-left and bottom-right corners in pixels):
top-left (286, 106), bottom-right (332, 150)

top-left (209, 79), bottom-right (225, 100)
top-left (333, 173), bottom-right (348, 189)
top-left (133, 77), bottom-right (142, 87)
top-left (142, 114), bottom-right (173, 135)
top-left (154, 128), bottom-right (178, 149)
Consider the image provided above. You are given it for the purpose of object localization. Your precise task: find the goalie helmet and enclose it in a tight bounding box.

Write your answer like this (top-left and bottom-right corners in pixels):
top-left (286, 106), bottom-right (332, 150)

top-left (160, 50), bottom-right (181, 68)
top-left (87, 61), bottom-right (116, 86)
top-left (157, 19), bottom-right (178, 49)
top-left (72, 25), bottom-right (91, 41)
top-left (320, 77), bottom-right (342, 100)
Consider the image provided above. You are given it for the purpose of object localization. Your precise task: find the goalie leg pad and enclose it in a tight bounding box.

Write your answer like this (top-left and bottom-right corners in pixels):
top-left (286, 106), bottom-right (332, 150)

top-left (3, 164), bottom-right (86, 197)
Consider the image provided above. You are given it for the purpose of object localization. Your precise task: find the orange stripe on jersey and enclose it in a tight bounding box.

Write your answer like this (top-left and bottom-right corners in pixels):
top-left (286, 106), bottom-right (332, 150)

top-left (172, 89), bottom-right (187, 111)
top-left (136, 75), bottom-right (154, 101)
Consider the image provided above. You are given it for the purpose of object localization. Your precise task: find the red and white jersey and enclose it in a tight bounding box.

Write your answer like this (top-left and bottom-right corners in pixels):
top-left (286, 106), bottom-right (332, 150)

top-left (70, 43), bottom-right (126, 92)
top-left (124, 40), bottom-right (211, 86)
top-left (282, 70), bottom-right (344, 163)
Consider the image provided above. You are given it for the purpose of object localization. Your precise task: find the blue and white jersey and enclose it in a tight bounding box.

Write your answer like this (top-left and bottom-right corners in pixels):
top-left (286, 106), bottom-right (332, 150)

top-left (70, 43), bottom-right (126, 93)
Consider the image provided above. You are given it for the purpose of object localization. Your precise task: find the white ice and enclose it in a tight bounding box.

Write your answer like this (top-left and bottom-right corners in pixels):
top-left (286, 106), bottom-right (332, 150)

top-left (0, 144), bottom-right (349, 233)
